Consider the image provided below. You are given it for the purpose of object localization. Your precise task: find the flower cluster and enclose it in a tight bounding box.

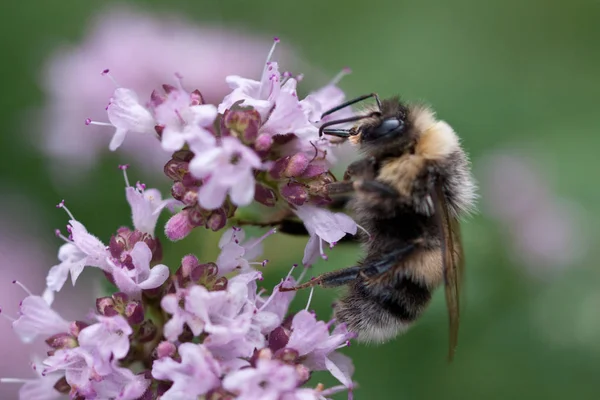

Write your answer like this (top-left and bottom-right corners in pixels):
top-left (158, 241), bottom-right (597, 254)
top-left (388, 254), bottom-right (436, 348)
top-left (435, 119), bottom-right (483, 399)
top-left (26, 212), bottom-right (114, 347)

top-left (2, 39), bottom-right (360, 399)
top-left (86, 38), bottom-right (357, 265)
top-left (35, 5), bottom-right (285, 182)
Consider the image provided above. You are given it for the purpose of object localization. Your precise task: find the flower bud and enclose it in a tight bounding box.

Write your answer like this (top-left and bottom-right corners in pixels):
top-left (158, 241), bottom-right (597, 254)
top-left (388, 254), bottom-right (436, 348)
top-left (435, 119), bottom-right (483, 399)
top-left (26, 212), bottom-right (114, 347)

top-left (280, 182), bottom-right (308, 206)
top-left (268, 326), bottom-right (290, 352)
top-left (254, 183), bottom-right (277, 207)
top-left (301, 163), bottom-right (328, 178)
top-left (275, 348), bottom-right (299, 364)
top-left (295, 363), bottom-right (311, 384)
top-left (206, 208), bottom-right (227, 231)
top-left (125, 301), bottom-right (144, 325)
top-left (155, 341), bottom-right (177, 359)
top-left (285, 153), bottom-right (309, 177)
top-left (171, 181), bottom-right (186, 200)
top-left (96, 296), bottom-right (116, 316)
top-left (69, 321), bottom-right (89, 337)
top-left (224, 108), bottom-right (261, 143)
top-left (254, 133), bottom-right (273, 153)
top-left (165, 210), bottom-right (194, 241)
top-left (164, 159), bottom-right (189, 181)
top-left (182, 190), bottom-right (198, 206)
top-left (53, 376), bottom-right (71, 394)
top-left (212, 276), bottom-right (228, 291)
top-left (46, 333), bottom-right (78, 349)
top-left (190, 89), bottom-right (205, 106)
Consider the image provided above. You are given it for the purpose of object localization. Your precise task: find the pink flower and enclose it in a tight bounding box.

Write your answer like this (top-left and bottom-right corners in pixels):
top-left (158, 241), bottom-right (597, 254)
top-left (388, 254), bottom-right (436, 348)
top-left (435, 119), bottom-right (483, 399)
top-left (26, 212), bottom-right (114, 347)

top-left (218, 39), bottom-right (282, 119)
top-left (35, 5), bottom-right (288, 182)
top-left (0, 360), bottom-right (63, 400)
top-left (215, 227), bottom-right (273, 275)
top-left (42, 347), bottom-right (97, 396)
top-left (78, 315), bottom-right (132, 374)
top-left (153, 86), bottom-right (218, 152)
top-left (152, 343), bottom-right (221, 399)
top-left (104, 87), bottom-right (157, 151)
top-left (46, 216), bottom-right (111, 295)
top-left (287, 310), bottom-right (355, 388)
top-left (186, 272), bottom-right (259, 346)
top-left (260, 78), bottom-right (316, 138)
top-left (160, 288), bottom-right (199, 342)
top-left (12, 294), bottom-right (70, 344)
top-left (109, 242), bottom-right (169, 299)
top-left (189, 136), bottom-right (263, 209)
top-left (293, 205), bottom-right (358, 266)
top-left (222, 357), bottom-right (299, 400)
top-left (125, 184), bottom-right (176, 236)
top-left (89, 363), bottom-right (149, 400)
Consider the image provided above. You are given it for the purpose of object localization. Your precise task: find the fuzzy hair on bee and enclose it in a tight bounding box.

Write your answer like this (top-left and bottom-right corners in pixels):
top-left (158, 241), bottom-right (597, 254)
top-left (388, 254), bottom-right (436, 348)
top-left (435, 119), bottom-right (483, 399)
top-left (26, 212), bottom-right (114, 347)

top-left (280, 93), bottom-right (477, 360)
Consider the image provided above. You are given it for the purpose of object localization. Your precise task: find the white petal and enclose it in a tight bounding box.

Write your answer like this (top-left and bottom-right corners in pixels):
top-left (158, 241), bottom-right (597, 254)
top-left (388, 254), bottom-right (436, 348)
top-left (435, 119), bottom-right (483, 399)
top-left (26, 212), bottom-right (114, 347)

top-left (109, 128), bottom-right (128, 151)
top-left (160, 126), bottom-right (186, 152)
top-left (229, 171), bottom-right (255, 206)
top-left (45, 263), bottom-right (69, 292)
top-left (188, 104), bottom-right (218, 126)
top-left (130, 242), bottom-right (153, 278)
top-left (107, 88), bottom-right (155, 132)
top-left (13, 296), bottom-right (70, 343)
top-left (302, 234), bottom-right (320, 267)
top-left (138, 264), bottom-right (170, 290)
top-left (198, 179), bottom-right (228, 210)
top-left (325, 353), bottom-right (354, 387)
top-left (188, 147), bottom-right (223, 178)
top-left (111, 267), bottom-right (138, 298)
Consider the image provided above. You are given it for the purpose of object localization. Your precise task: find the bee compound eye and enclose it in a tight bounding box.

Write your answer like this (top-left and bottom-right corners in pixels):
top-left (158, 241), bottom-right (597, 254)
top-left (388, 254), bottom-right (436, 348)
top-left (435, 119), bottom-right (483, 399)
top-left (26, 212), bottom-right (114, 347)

top-left (373, 118), bottom-right (403, 136)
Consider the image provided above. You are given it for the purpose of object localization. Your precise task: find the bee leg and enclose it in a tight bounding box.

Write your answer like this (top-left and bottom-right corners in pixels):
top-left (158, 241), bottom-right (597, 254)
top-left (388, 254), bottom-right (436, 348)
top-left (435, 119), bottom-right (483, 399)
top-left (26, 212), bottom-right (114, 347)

top-left (344, 156), bottom-right (377, 181)
top-left (353, 180), bottom-right (399, 198)
top-left (326, 181), bottom-right (355, 195)
top-left (279, 265), bottom-right (362, 292)
top-left (361, 243), bottom-right (417, 278)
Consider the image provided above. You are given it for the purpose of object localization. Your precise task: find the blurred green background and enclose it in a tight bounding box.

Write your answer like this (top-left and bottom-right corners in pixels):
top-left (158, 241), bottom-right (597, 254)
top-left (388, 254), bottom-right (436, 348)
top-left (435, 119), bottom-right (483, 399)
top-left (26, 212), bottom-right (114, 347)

top-left (1, 0), bottom-right (599, 399)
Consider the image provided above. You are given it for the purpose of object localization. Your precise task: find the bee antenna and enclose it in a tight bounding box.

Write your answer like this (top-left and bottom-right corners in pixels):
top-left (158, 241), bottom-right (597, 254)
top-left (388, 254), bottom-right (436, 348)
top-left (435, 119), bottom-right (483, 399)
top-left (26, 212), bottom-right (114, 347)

top-left (320, 92), bottom-right (381, 119)
top-left (318, 112), bottom-right (381, 138)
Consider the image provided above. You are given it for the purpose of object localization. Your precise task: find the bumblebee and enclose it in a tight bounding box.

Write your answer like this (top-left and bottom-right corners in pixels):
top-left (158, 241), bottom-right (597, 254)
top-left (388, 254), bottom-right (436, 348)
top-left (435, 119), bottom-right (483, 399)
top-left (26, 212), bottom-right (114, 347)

top-left (282, 93), bottom-right (477, 360)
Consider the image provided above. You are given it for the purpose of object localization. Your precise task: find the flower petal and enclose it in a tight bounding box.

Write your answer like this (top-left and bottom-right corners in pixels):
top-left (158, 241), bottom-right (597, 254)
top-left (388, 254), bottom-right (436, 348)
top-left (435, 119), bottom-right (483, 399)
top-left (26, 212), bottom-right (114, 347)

top-left (137, 264), bottom-right (170, 290)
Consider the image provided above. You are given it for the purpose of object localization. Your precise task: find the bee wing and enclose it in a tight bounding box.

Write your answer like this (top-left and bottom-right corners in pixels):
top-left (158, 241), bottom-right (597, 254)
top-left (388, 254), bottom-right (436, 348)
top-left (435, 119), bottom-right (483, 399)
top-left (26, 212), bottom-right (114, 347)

top-left (432, 181), bottom-right (463, 362)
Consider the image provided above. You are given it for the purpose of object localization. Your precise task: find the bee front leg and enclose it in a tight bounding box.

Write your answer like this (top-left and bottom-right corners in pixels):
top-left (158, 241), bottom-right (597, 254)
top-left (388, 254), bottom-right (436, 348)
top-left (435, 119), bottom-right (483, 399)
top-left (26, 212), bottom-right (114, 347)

top-left (279, 265), bottom-right (362, 292)
top-left (344, 156), bottom-right (377, 181)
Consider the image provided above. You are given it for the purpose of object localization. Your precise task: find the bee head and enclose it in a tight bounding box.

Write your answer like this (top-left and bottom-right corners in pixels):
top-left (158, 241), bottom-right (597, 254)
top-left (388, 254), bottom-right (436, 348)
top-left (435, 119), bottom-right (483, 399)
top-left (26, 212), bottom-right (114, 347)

top-left (355, 99), bottom-right (409, 144)
top-left (319, 95), bottom-right (412, 153)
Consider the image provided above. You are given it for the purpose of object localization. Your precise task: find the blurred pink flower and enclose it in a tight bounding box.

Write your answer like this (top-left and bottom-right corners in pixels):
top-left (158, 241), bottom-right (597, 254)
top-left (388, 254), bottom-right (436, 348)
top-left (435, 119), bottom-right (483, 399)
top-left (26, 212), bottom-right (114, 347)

top-left (0, 193), bottom-right (95, 399)
top-left (478, 150), bottom-right (587, 277)
top-left (35, 5), bottom-right (290, 183)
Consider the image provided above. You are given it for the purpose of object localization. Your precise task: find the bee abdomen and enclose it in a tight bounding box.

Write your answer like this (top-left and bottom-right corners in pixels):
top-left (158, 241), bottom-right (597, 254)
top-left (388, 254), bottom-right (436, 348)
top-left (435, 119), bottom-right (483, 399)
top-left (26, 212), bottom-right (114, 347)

top-left (334, 276), bottom-right (432, 343)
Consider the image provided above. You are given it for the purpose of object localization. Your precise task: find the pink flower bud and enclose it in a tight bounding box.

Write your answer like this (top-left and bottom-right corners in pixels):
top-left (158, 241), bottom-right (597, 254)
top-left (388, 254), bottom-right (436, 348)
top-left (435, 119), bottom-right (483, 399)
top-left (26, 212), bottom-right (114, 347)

top-left (45, 332), bottom-right (78, 349)
top-left (268, 326), bottom-right (290, 352)
top-left (254, 133), bottom-right (273, 153)
top-left (165, 210), bottom-right (194, 241)
top-left (285, 153), bottom-right (309, 177)
top-left (224, 108), bottom-right (261, 143)
top-left (171, 181), bottom-right (186, 200)
top-left (96, 296), bottom-right (117, 316)
top-left (280, 183), bottom-right (308, 206)
top-left (189, 89), bottom-right (205, 106)
top-left (254, 183), bottom-right (277, 207)
top-left (156, 341), bottom-right (177, 359)
top-left (125, 301), bottom-right (144, 325)
top-left (206, 208), bottom-right (227, 231)
top-left (301, 163), bottom-right (328, 178)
